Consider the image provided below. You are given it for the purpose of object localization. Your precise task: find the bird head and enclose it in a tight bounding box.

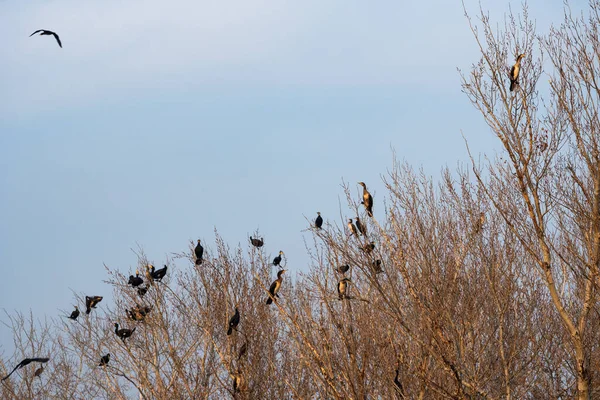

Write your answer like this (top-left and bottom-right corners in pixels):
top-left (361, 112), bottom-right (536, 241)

top-left (279, 251), bottom-right (284, 255)
top-left (358, 181), bottom-right (366, 188)
top-left (317, 212), bottom-right (321, 215)
top-left (197, 239), bottom-right (201, 243)
top-left (277, 269), bottom-right (287, 277)
top-left (348, 218), bottom-right (353, 222)
top-left (517, 53), bottom-right (525, 61)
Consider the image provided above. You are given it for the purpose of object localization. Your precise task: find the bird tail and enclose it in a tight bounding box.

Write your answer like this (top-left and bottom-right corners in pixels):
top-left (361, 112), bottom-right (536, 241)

top-left (227, 327), bottom-right (233, 335)
top-left (266, 297), bottom-right (273, 305)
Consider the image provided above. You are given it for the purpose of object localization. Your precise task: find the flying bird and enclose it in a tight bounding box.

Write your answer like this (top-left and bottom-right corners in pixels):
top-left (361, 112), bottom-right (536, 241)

top-left (266, 269), bottom-right (287, 305)
top-left (273, 251), bottom-right (284, 267)
top-left (194, 240), bottom-right (204, 265)
top-left (315, 212), bottom-right (323, 229)
top-left (29, 30), bottom-right (62, 48)
top-left (85, 296), bottom-right (103, 314)
top-left (227, 307), bottom-right (240, 335)
top-left (68, 306), bottom-right (80, 321)
top-left (99, 353), bottom-right (110, 367)
top-left (358, 182), bottom-right (373, 217)
top-left (2, 357), bottom-right (50, 381)
top-left (509, 53), bottom-right (525, 92)
top-left (250, 236), bottom-right (264, 248)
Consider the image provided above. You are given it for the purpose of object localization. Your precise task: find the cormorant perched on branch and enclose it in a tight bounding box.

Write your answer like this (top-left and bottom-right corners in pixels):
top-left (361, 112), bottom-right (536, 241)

top-left (372, 259), bottom-right (383, 274)
top-left (348, 219), bottom-right (358, 236)
top-left (151, 265), bottom-right (168, 282)
top-left (336, 264), bottom-right (350, 274)
top-left (362, 241), bottom-right (375, 254)
top-left (250, 237), bottom-right (264, 248)
top-left (273, 251), bottom-right (284, 267)
top-left (85, 296), bottom-right (103, 314)
top-left (509, 53), bottom-right (525, 92)
top-left (266, 269), bottom-right (287, 305)
top-left (2, 358), bottom-right (50, 381)
top-left (358, 182), bottom-right (373, 217)
top-left (29, 30), bottom-right (62, 48)
top-left (33, 366), bottom-right (44, 378)
top-left (127, 305), bottom-right (152, 322)
top-left (194, 240), bottom-right (204, 265)
top-left (68, 306), bottom-right (80, 320)
top-left (114, 323), bottom-right (136, 342)
top-left (355, 216), bottom-right (366, 236)
top-left (137, 285), bottom-right (149, 297)
top-left (315, 212), bottom-right (323, 229)
top-left (128, 271), bottom-right (144, 287)
top-left (338, 278), bottom-right (351, 300)
top-left (99, 353), bottom-right (110, 367)
top-left (227, 307), bottom-right (240, 335)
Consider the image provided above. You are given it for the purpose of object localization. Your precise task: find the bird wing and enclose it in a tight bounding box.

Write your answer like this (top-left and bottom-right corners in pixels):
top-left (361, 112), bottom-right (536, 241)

top-left (29, 30), bottom-right (44, 37)
top-left (268, 280), bottom-right (278, 295)
top-left (31, 357), bottom-right (50, 363)
top-left (1, 364), bottom-right (21, 381)
top-left (51, 32), bottom-right (62, 48)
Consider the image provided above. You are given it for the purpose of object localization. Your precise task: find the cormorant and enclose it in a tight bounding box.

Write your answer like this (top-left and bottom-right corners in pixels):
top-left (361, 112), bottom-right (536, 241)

top-left (85, 296), bottom-right (103, 314)
top-left (128, 271), bottom-right (144, 287)
top-left (348, 219), bottom-right (358, 236)
top-left (151, 265), bottom-right (168, 282)
top-left (127, 305), bottom-right (152, 322)
top-left (509, 53), bottom-right (525, 92)
top-left (358, 182), bottom-right (373, 217)
top-left (250, 237), bottom-right (264, 248)
top-left (227, 307), bottom-right (240, 335)
top-left (68, 306), bottom-right (80, 320)
top-left (362, 241), bottom-right (375, 254)
top-left (355, 216), bottom-right (366, 236)
top-left (144, 264), bottom-right (155, 285)
top-left (29, 30), bottom-right (62, 48)
top-left (273, 251), bottom-right (284, 267)
top-left (114, 323), bottom-right (136, 342)
top-left (266, 269), bottom-right (287, 305)
top-left (315, 212), bottom-right (323, 229)
top-left (99, 353), bottom-right (110, 367)
top-left (2, 358), bottom-right (50, 381)
top-left (372, 259), bottom-right (383, 274)
top-left (194, 240), bottom-right (204, 265)
top-left (137, 285), bottom-right (149, 297)
top-left (34, 366), bottom-right (44, 378)
top-left (338, 278), bottom-right (351, 300)
top-left (336, 264), bottom-right (350, 274)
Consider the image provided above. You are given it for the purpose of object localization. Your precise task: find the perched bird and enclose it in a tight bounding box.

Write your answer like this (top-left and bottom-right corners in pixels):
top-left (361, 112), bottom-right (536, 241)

top-left (355, 216), bottom-right (367, 236)
top-left (509, 53), bottom-right (525, 92)
top-left (33, 366), bottom-right (44, 378)
top-left (85, 296), bottom-right (103, 314)
top-left (362, 242), bottom-right (376, 254)
top-left (68, 306), bottom-right (80, 321)
top-left (151, 265), bottom-right (168, 282)
top-left (473, 212), bottom-right (486, 234)
top-left (250, 237), bottom-right (264, 248)
top-left (29, 30), bottom-right (62, 48)
top-left (315, 212), bottom-right (323, 229)
top-left (227, 307), bottom-right (240, 335)
top-left (137, 285), bottom-right (149, 297)
top-left (194, 240), bottom-right (204, 265)
top-left (336, 264), bottom-right (350, 274)
top-left (128, 271), bottom-right (144, 287)
top-left (99, 353), bottom-right (110, 367)
top-left (273, 251), bottom-right (284, 267)
top-left (266, 269), bottom-right (287, 305)
top-left (358, 182), bottom-right (374, 217)
top-left (127, 305), bottom-right (152, 322)
top-left (372, 259), bottom-right (383, 274)
top-left (348, 219), bottom-right (358, 236)
top-left (145, 264), bottom-right (155, 286)
top-left (2, 358), bottom-right (50, 381)
top-left (338, 278), bottom-right (351, 300)
top-left (114, 323), bottom-right (136, 342)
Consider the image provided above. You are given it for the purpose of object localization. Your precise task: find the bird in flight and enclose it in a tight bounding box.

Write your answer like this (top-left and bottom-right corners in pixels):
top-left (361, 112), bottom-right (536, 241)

top-left (2, 357), bottom-right (50, 381)
top-left (29, 30), bottom-right (62, 48)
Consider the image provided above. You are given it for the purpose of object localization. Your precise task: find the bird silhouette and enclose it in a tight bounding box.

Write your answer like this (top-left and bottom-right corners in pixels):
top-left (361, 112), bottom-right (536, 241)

top-left (194, 240), bottom-right (204, 265)
top-left (2, 357), bottom-right (50, 381)
top-left (68, 306), bottom-right (80, 320)
top-left (227, 307), bottom-right (240, 335)
top-left (29, 30), bottom-right (62, 48)
top-left (85, 296), bottom-right (103, 314)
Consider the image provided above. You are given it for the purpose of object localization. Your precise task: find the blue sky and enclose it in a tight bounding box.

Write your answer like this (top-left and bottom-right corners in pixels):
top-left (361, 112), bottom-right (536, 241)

top-left (0, 0), bottom-right (571, 351)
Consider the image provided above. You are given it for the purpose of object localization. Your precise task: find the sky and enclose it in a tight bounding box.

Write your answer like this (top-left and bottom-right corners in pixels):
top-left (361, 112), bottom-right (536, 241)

top-left (0, 0), bottom-right (576, 353)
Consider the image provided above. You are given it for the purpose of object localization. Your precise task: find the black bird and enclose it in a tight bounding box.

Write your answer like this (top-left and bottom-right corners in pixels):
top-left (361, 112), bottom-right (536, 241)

top-left (355, 216), bottom-right (367, 236)
top-left (336, 264), bottom-right (350, 274)
top-left (509, 53), bottom-right (525, 92)
top-left (250, 236), bottom-right (264, 248)
top-left (85, 296), bottom-right (103, 314)
top-left (151, 265), bottom-right (168, 282)
top-left (266, 269), bottom-right (287, 305)
top-left (127, 305), bottom-right (152, 322)
top-left (194, 239), bottom-right (204, 265)
top-left (362, 241), bottom-right (376, 254)
top-left (358, 182), bottom-right (374, 217)
top-left (348, 219), bottom-right (358, 236)
top-left (2, 358), bottom-right (50, 381)
top-left (338, 278), bottom-right (351, 300)
top-left (137, 285), bottom-right (149, 297)
top-left (68, 306), bottom-right (80, 320)
top-left (99, 353), bottom-right (110, 367)
top-left (114, 323), bottom-right (136, 342)
top-left (128, 271), bottom-right (144, 287)
top-left (29, 30), bottom-right (62, 48)
top-left (273, 251), bottom-right (284, 267)
top-left (227, 307), bottom-right (240, 335)
top-left (315, 212), bottom-right (323, 229)
top-left (372, 259), bottom-right (383, 274)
